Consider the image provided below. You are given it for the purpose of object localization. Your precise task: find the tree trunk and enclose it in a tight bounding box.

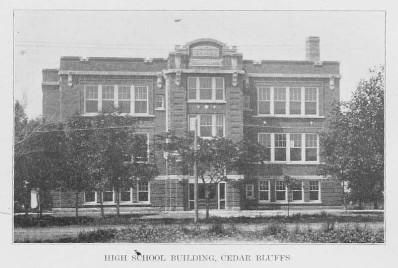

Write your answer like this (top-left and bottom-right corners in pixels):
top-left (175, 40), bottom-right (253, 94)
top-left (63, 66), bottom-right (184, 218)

top-left (75, 191), bottom-right (79, 218)
top-left (116, 188), bottom-right (120, 217)
top-left (205, 184), bottom-right (209, 221)
top-left (287, 188), bottom-right (290, 217)
top-left (100, 190), bottom-right (105, 217)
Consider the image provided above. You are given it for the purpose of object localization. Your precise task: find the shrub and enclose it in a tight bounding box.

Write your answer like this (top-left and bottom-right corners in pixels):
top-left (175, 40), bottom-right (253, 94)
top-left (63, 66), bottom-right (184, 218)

top-left (77, 229), bottom-right (117, 243)
top-left (208, 222), bottom-right (224, 235)
top-left (262, 222), bottom-right (287, 236)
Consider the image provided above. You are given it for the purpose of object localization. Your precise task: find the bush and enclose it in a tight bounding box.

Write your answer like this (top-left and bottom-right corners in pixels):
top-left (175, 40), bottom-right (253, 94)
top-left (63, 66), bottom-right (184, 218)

top-left (262, 222), bottom-right (287, 236)
top-left (78, 229), bottom-right (117, 243)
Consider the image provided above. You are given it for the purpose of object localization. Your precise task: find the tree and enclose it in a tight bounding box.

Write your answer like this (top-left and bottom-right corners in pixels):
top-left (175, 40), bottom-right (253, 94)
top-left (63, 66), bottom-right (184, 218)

top-left (283, 175), bottom-right (301, 217)
top-left (158, 132), bottom-right (268, 220)
top-left (321, 67), bottom-right (384, 208)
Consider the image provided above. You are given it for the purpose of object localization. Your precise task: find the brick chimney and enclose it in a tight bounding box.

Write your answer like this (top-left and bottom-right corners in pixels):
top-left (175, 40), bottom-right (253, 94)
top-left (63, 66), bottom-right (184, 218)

top-left (305, 36), bottom-right (320, 62)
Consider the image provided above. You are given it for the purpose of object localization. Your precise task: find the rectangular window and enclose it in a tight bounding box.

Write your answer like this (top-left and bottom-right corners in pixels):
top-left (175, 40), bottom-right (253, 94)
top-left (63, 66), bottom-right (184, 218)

top-left (274, 88), bottom-right (286, 114)
top-left (120, 187), bottom-right (131, 202)
top-left (258, 87), bottom-right (271, 115)
top-left (258, 133), bottom-right (271, 161)
top-left (188, 77), bottom-right (225, 101)
top-left (188, 77), bottom-right (197, 100)
top-left (84, 190), bottom-right (96, 203)
top-left (102, 188), bottom-right (114, 203)
top-left (305, 88), bottom-right (317, 115)
top-left (85, 85), bottom-right (99, 113)
top-left (275, 181), bottom-right (286, 201)
top-left (289, 87), bottom-right (301, 115)
top-left (118, 85), bottom-right (131, 113)
top-left (246, 184), bottom-right (254, 199)
top-left (191, 114), bottom-right (225, 138)
top-left (290, 134), bottom-right (302, 161)
top-left (133, 134), bottom-right (148, 162)
top-left (199, 77), bottom-right (213, 100)
top-left (134, 86), bottom-right (148, 114)
top-left (138, 181), bottom-right (149, 202)
top-left (274, 134), bottom-right (287, 161)
top-left (102, 85), bottom-right (115, 113)
top-left (292, 181), bottom-right (303, 201)
top-left (155, 95), bottom-right (165, 110)
top-left (215, 77), bottom-right (224, 100)
top-left (305, 134), bottom-right (318, 161)
top-left (200, 115), bottom-right (213, 137)
top-left (309, 181), bottom-right (320, 201)
top-left (258, 180), bottom-right (270, 201)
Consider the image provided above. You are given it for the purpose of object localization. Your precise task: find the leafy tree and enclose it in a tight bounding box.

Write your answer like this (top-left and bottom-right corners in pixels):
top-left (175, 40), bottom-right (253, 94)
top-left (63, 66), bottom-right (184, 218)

top-left (158, 132), bottom-right (268, 220)
top-left (321, 67), bottom-right (384, 208)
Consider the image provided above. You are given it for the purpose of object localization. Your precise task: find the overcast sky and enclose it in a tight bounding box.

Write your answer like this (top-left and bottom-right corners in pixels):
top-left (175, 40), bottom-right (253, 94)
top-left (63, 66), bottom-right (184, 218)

top-left (14, 10), bottom-right (385, 118)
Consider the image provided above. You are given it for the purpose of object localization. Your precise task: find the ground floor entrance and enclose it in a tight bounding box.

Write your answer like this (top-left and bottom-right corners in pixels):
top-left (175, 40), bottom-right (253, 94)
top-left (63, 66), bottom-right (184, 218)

top-left (188, 182), bottom-right (226, 210)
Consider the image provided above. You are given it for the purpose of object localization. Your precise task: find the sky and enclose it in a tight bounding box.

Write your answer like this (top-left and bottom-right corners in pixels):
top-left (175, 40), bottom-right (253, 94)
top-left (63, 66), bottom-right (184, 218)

top-left (14, 10), bottom-right (385, 118)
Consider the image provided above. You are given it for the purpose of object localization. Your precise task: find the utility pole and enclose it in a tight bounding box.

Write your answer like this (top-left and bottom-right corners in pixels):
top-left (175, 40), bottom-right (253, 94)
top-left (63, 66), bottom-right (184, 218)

top-left (194, 118), bottom-right (199, 223)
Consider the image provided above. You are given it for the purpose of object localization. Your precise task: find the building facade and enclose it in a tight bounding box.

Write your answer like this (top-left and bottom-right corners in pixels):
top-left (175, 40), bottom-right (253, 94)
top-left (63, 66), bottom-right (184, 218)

top-left (42, 37), bottom-right (343, 212)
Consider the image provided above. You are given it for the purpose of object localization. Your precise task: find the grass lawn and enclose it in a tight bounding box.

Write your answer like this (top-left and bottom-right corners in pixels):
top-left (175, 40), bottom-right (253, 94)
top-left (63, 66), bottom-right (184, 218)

top-left (14, 211), bottom-right (384, 243)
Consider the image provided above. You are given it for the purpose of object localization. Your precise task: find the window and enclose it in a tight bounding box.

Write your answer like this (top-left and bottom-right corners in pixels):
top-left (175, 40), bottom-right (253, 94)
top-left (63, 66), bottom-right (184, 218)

top-left (258, 133), bottom-right (271, 161)
top-left (84, 190), bottom-right (96, 203)
top-left (257, 86), bottom-right (318, 116)
top-left (187, 77), bottom-right (225, 101)
top-left (132, 133), bottom-right (148, 162)
top-left (309, 181), bottom-right (320, 201)
top-left (84, 85), bottom-right (149, 115)
top-left (274, 88), bottom-right (286, 114)
top-left (197, 184), bottom-right (216, 199)
top-left (189, 114), bottom-right (225, 138)
top-left (155, 95), bottom-right (165, 110)
top-left (274, 134), bottom-right (286, 161)
top-left (245, 184), bottom-right (254, 199)
top-left (258, 180), bottom-right (270, 201)
top-left (120, 187), bottom-right (132, 202)
top-left (305, 134), bottom-right (318, 161)
top-left (102, 188), bottom-right (114, 203)
top-left (258, 133), bottom-right (318, 163)
top-left (290, 134), bottom-right (302, 161)
top-left (258, 87), bottom-right (271, 115)
top-left (275, 181), bottom-right (286, 201)
top-left (305, 87), bottom-right (317, 115)
top-left (134, 86), bottom-right (148, 114)
top-left (85, 85), bottom-right (98, 113)
top-left (292, 181), bottom-right (303, 201)
top-left (289, 88), bottom-right (301, 114)
top-left (102, 85), bottom-right (115, 112)
top-left (138, 181), bottom-right (149, 202)
top-left (118, 86), bottom-right (131, 113)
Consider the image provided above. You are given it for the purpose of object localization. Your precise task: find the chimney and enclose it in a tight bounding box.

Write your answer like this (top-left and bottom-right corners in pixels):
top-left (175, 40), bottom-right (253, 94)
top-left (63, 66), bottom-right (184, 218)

top-left (305, 36), bottom-right (320, 62)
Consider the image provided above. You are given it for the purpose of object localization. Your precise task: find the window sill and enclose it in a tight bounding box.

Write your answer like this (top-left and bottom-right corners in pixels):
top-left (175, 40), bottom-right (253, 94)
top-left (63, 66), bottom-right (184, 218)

top-left (188, 100), bottom-right (227, 104)
top-left (155, 108), bottom-right (166, 111)
top-left (253, 115), bottom-right (325, 119)
top-left (82, 113), bottom-right (155, 118)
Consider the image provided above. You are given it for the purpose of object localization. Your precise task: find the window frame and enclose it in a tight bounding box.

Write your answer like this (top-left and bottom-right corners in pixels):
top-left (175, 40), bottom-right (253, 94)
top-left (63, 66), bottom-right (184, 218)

top-left (257, 133), bottom-right (319, 163)
top-left (291, 181), bottom-right (304, 202)
top-left (137, 181), bottom-right (150, 203)
top-left (188, 114), bottom-right (226, 138)
top-left (83, 84), bottom-right (149, 116)
top-left (245, 184), bottom-right (254, 199)
top-left (256, 86), bottom-right (319, 117)
top-left (275, 181), bottom-right (287, 202)
top-left (102, 188), bottom-right (115, 204)
top-left (84, 190), bottom-right (97, 204)
top-left (119, 187), bottom-right (133, 203)
top-left (155, 94), bottom-right (165, 110)
top-left (187, 77), bottom-right (226, 102)
top-left (258, 180), bottom-right (270, 202)
top-left (309, 181), bottom-right (321, 202)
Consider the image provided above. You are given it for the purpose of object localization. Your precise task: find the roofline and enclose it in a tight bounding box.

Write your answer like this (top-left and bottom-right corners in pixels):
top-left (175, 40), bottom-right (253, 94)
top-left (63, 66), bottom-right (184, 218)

top-left (243, 60), bottom-right (340, 65)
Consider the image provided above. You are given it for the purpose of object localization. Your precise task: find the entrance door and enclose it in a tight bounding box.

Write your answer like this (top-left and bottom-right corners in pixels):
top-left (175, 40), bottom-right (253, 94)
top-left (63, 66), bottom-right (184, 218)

top-left (218, 182), bottom-right (226, 209)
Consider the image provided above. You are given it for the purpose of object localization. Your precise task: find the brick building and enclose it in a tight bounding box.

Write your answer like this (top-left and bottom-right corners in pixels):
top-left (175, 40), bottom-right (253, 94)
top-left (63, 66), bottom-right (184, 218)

top-left (42, 37), bottom-right (343, 212)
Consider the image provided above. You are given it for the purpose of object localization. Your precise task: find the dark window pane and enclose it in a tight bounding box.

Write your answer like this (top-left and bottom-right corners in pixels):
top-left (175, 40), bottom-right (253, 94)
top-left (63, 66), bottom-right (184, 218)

top-left (85, 191), bottom-right (95, 202)
top-left (189, 184), bottom-right (194, 200)
top-left (200, 88), bottom-right (212, 100)
top-left (216, 88), bottom-right (224, 100)
top-left (198, 184), bottom-right (205, 199)
top-left (306, 148), bottom-right (317, 161)
top-left (293, 190), bottom-right (302, 201)
top-left (305, 102), bottom-right (317, 115)
top-left (102, 100), bottom-right (114, 113)
top-left (275, 148), bottom-right (286, 161)
top-left (200, 126), bottom-right (212, 137)
top-left (103, 192), bottom-right (113, 202)
top-left (219, 183), bottom-right (225, 200)
top-left (310, 191), bottom-right (319, 201)
top-left (259, 191), bottom-right (269, 201)
top-left (274, 102), bottom-right (286, 114)
top-left (276, 191), bottom-right (285, 201)
top-left (86, 100), bottom-right (98, 113)
top-left (290, 102), bottom-right (301, 114)
top-left (138, 192), bottom-right (148, 202)
top-left (121, 191), bottom-right (131, 202)
top-left (216, 126), bottom-right (224, 137)
top-left (189, 89), bottom-right (197, 100)
top-left (135, 101), bottom-right (147, 113)
top-left (290, 148), bottom-right (302, 161)
top-left (258, 102), bottom-right (270, 114)
top-left (118, 101), bottom-right (131, 113)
